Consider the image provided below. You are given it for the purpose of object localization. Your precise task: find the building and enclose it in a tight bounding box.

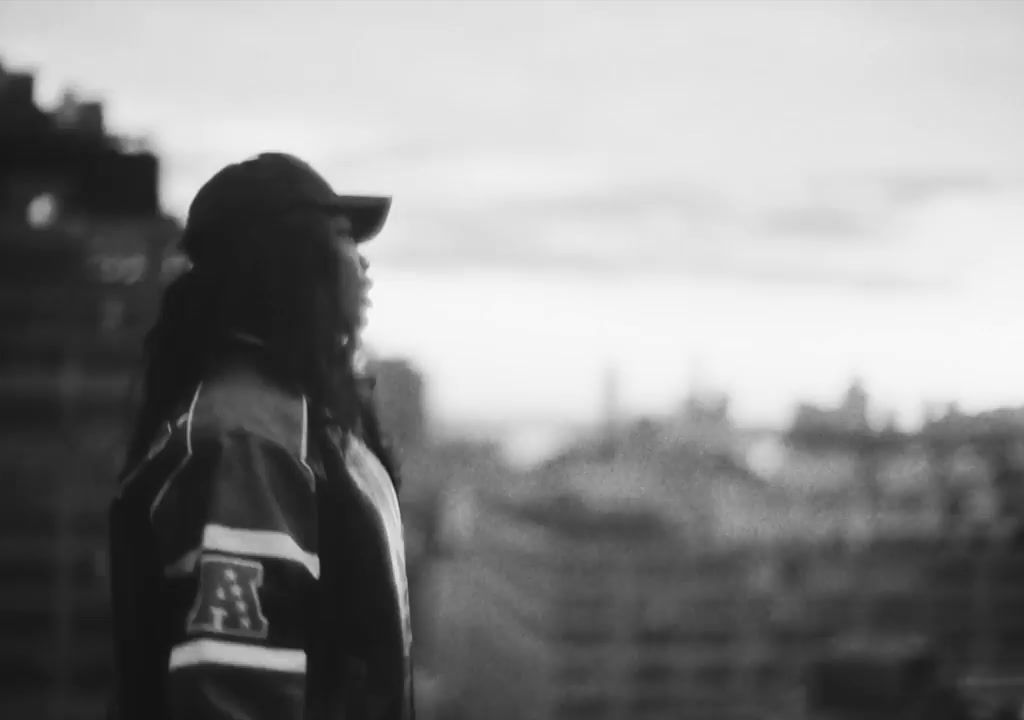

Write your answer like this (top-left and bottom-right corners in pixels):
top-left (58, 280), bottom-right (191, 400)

top-left (0, 58), bottom-right (179, 720)
top-left (434, 414), bottom-right (817, 720)
top-left (439, 386), bottom-right (1024, 720)
top-left (0, 58), bottom-right (161, 221)
top-left (367, 356), bottom-right (428, 452)
top-left (451, 486), bottom-right (831, 720)
top-left (790, 378), bottom-right (873, 440)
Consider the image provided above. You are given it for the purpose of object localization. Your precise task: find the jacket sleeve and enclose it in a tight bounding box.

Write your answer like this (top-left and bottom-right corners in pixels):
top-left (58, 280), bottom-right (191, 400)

top-left (150, 430), bottom-right (318, 720)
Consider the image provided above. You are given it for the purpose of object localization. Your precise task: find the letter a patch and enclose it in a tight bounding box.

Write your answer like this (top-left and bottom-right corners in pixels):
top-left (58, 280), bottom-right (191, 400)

top-left (186, 555), bottom-right (269, 639)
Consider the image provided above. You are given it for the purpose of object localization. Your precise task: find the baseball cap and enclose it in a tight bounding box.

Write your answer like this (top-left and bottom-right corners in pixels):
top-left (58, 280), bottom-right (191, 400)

top-left (184, 153), bottom-right (391, 261)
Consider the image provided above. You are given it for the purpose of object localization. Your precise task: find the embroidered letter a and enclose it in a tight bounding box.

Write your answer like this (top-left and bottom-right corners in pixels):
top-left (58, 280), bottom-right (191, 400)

top-left (186, 555), bottom-right (269, 639)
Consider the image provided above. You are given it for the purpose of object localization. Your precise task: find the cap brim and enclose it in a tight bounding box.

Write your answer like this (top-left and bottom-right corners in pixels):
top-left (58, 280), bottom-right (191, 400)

top-left (330, 195), bottom-right (391, 242)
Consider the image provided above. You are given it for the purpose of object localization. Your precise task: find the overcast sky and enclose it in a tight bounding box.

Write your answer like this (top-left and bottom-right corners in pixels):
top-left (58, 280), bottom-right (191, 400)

top-left (3, 0), bottom-right (1024, 445)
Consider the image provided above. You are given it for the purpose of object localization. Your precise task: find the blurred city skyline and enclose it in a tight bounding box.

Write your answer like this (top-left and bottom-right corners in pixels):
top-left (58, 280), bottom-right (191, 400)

top-left (3, 0), bottom-right (1024, 438)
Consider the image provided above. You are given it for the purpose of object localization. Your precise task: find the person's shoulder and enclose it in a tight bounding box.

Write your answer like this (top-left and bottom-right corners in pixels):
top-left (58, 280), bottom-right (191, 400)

top-left (188, 364), bottom-right (309, 461)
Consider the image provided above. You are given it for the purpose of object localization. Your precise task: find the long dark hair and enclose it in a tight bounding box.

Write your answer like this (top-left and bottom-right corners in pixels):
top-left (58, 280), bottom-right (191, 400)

top-left (122, 205), bottom-right (401, 488)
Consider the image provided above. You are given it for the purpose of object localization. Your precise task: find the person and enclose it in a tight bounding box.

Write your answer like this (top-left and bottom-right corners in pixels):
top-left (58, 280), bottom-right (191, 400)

top-left (108, 153), bottom-right (413, 720)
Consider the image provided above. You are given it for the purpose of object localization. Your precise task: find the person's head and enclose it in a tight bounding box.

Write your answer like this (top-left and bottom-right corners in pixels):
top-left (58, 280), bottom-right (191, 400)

top-left (124, 153), bottom-right (390, 469)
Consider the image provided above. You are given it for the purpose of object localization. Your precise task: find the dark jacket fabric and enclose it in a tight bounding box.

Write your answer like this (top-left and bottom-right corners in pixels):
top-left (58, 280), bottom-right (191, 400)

top-left (109, 354), bottom-right (413, 720)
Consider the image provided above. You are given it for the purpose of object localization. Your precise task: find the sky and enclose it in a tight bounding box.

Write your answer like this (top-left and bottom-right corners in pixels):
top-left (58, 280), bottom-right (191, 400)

top-left (3, 0), bottom-right (1024, 446)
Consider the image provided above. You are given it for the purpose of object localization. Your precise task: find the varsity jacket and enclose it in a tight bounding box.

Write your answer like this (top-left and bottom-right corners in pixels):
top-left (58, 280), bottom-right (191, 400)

top-left (108, 353), bottom-right (413, 720)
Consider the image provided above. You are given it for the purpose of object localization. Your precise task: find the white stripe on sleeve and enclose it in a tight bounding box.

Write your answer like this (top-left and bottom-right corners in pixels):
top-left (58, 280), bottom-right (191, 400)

top-left (165, 524), bottom-right (319, 579)
top-left (169, 639), bottom-right (306, 674)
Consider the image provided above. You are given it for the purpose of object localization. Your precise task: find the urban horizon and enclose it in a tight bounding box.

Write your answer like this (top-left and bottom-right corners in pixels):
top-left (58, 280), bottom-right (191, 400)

top-left (4, 0), bottom-right (1024, 451)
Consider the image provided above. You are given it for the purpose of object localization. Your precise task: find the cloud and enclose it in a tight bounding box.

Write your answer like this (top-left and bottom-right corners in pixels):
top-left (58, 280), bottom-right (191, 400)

top-left (756, 206), bottom-right (871, 241)
top-left (874, 173), bottom-right (1003, 208)
top-left (8, 0), bottom-right (1021, 300)
top-left (362, 166), bottom-right (1024, 300)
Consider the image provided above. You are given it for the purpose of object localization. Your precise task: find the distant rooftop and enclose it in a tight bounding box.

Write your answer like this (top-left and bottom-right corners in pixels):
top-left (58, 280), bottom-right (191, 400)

top-left (0, 57), bottom-right (162, 218)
